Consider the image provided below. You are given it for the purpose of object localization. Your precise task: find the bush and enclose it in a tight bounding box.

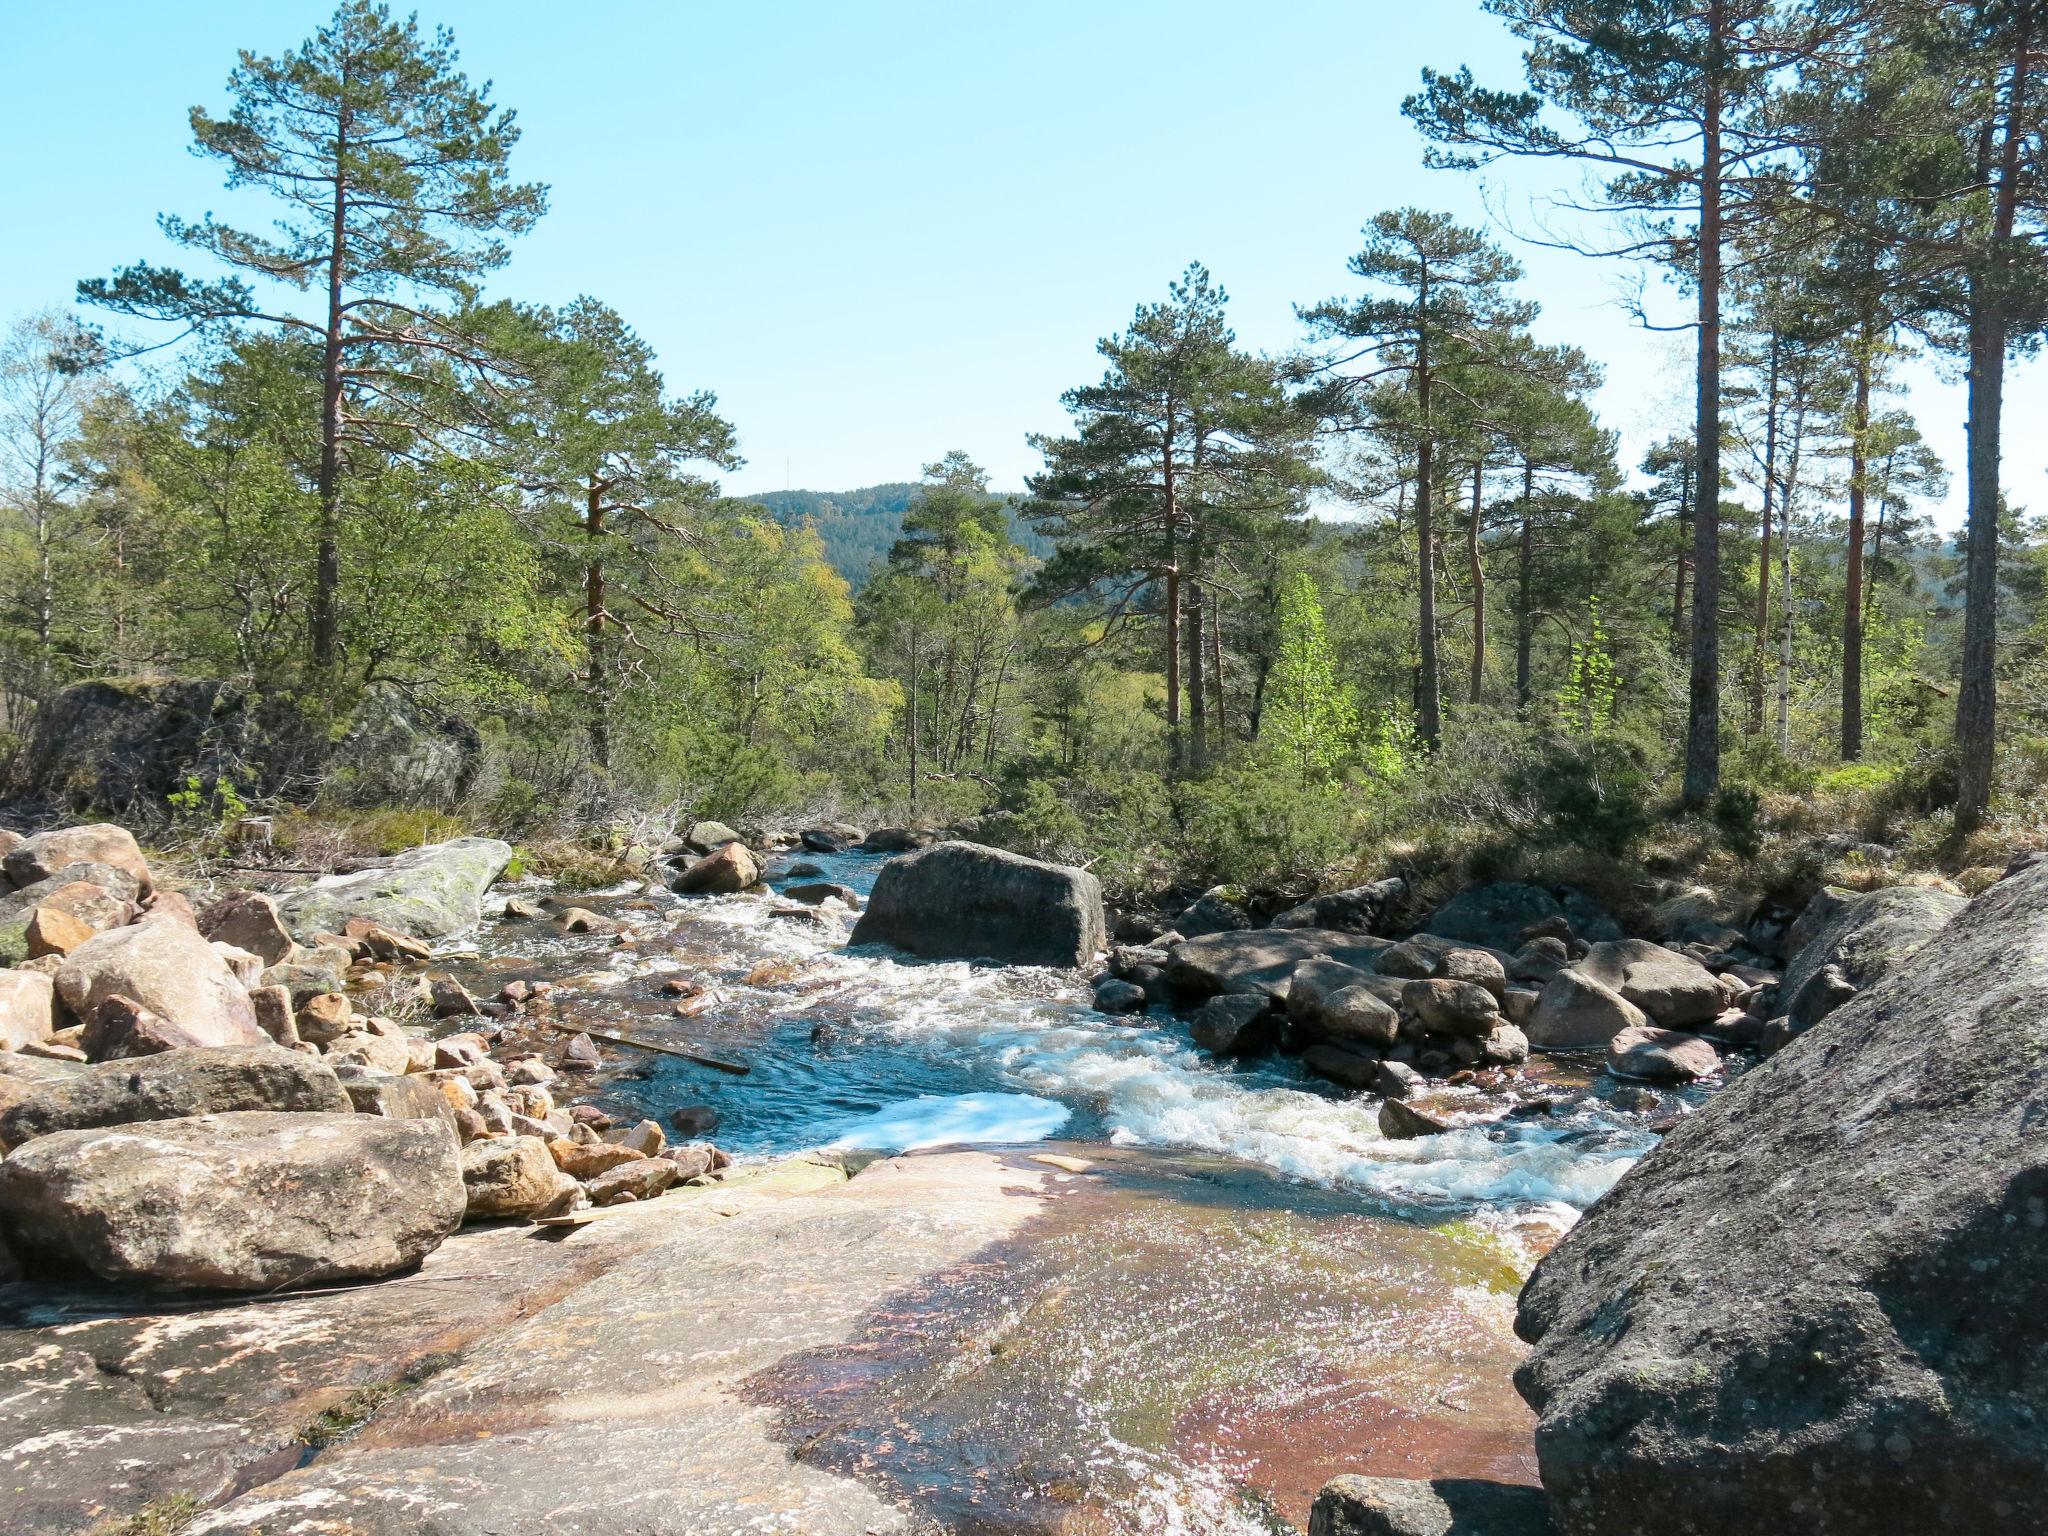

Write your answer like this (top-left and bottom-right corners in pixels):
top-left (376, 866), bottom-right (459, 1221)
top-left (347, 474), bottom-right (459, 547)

top-left (1713, 784), bottom-right (1765, 862)
top-left (1174, 765), bottom-right (1358, 894)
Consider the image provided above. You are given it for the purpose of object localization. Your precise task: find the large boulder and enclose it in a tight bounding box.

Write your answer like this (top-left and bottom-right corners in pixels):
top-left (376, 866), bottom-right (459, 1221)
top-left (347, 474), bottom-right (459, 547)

top-left (1425, 883), bottom-right (1619, 950)
top-left (672, 841), bottom-right (759, 895)
top-left (197, 889), bottom-right (296, 966)
top-left (1603, 1024), bottom-right (1719, 1083)
top-left (0, 864), bottom-right (139, 965)
top-left (3, 824), bottom-right (153, 896)
top-left (0, 1045), bottom-right (348, 1147)
top-left (0, 970), bottom-right (56, 1051)
top-left (0, 1110), bottom-right (463, 1290)
top-left (1573, 939), bottom-right (1724, 1028)
top-left (277, 837), bottom-right (515, 943)
top-left (1513, 860), bottom-right (2048, 1535)
top-left (1779, 883), bottom-right (1965, 1003)
top-left (1522, 969), bottom-right (1649, 1050)
top-left (1168, 929), bottom-right (1393, 1002)
top-left (849, 841), bottom-right (1105, 968)
top-left (460, 1134), bottom-right (579, 1220)
top-left (1269, 877), bottom-right (1408, 936)
top-left (329, 681), bottom-right (483, 809)
top-left (55, 919), bottom-right (265, 1050)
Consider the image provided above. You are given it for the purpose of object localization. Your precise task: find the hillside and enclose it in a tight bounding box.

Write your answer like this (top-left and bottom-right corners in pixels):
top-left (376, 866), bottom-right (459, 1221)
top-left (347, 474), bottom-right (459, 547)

top-left (744, 484), bottom-right (1053, 587)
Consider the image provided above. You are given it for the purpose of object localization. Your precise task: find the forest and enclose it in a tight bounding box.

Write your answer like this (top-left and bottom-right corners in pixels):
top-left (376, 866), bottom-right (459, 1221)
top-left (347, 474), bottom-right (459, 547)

top-left (6, 0), bottom-right (2048, 913)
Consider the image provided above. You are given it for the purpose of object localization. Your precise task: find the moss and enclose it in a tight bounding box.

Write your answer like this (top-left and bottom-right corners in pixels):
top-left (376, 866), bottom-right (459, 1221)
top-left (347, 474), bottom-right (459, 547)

top-left (296, 1351), bottom-right (460, 1449)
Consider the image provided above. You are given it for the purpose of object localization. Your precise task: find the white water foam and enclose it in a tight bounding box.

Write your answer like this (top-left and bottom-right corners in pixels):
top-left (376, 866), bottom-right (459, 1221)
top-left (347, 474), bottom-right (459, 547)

top-left (824, 1091), bottom-right (1071, 1153)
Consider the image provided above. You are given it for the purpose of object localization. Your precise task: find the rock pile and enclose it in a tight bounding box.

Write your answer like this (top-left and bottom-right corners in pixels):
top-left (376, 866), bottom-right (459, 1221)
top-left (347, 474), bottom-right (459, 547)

top-left (0, 823), bottom-right (729, 1293)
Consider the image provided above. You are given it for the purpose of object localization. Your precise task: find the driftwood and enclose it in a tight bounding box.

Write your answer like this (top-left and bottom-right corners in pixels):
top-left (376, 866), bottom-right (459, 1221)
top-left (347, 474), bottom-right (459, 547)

top-left (548, 1020), bottom-right (750, 1076)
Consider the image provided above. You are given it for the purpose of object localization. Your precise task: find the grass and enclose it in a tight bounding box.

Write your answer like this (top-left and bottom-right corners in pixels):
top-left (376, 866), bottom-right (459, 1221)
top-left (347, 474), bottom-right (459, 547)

top-left (92, 1495), bottom-right (201, 1536)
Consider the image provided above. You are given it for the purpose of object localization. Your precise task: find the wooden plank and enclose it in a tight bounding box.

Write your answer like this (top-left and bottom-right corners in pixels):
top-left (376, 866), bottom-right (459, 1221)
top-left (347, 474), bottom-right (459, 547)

top-left (548, 1020), bottom-right (751, 1076)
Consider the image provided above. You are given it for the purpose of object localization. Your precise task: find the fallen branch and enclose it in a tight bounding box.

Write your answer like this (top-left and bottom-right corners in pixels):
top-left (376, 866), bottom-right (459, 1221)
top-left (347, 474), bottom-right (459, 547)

top-left (548, 1020), bottom-right (751, 1076)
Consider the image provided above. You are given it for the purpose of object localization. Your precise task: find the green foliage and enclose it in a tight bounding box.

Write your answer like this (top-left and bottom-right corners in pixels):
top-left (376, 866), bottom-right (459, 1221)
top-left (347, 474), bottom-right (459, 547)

top-left (1713, 785), bottom-right (1766, 863)
top-left (1176, 764), bottom-right (1358, 892)
top-left (1556, 597), bottom-right (1622, 735)
top-left (1262, 573), bottom-right (1360, 785)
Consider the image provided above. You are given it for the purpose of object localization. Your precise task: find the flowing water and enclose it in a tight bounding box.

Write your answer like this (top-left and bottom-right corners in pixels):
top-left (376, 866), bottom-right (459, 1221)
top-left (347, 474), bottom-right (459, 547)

top-left (462, 847), bottom-right (1701, 1260)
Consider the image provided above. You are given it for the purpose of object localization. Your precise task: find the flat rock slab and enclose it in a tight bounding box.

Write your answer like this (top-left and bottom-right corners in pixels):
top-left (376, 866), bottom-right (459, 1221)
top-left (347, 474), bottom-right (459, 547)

top-left (278, 837), bottom-right (515, 944)
top-left (0, 1147), bottom-right (1538, 1536)
top-left (1170, 928), bottom-right (1395, 1000)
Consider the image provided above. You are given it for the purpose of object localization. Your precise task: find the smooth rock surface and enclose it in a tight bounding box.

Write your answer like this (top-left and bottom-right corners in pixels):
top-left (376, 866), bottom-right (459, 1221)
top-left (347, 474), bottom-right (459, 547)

top-left (1523, 970), bottom-right (1649, 1051)
top-left (55, 921), bottom-right (264, 1049)
top-left (1170, 929), bottom-right (1393, 1001)
top-left (1573, 939), bottom-right (1723, 1028)
top-left (277, 837), bottom-right (515, 943)
top-left (849, 841), bottom-right (1105, 968)
top-left (1779, 882), bottom-right (1965, 1002)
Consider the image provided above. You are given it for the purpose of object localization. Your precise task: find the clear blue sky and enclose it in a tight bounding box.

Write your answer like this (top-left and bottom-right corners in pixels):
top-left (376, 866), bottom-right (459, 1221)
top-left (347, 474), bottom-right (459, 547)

top-left (3, 0), bottom-right (2033, 521)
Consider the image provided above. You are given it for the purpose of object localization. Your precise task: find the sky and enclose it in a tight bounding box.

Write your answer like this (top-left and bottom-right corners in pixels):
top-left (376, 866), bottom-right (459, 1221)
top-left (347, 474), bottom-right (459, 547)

top-left (3, 0), bottom-right (2039, 523)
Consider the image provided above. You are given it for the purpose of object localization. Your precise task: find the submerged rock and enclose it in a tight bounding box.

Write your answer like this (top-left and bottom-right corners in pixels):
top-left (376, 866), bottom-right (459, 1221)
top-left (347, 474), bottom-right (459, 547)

top-left (849, 841), bottom-right (1104, 968)
top-left (1514, 860), bottom-right (2048, 1535)
top-left (0, 1110), bottom-right (462, 1290)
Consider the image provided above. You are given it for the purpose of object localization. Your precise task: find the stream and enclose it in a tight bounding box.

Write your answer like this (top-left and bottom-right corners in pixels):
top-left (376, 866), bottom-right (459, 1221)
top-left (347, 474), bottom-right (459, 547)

top-left (456, 847), bottom-right (1703, 1266)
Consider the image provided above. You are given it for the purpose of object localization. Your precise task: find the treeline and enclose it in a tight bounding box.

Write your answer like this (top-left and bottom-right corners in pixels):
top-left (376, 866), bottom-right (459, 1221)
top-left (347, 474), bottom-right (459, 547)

top-left (3, 0), bottom-right (2047, 896)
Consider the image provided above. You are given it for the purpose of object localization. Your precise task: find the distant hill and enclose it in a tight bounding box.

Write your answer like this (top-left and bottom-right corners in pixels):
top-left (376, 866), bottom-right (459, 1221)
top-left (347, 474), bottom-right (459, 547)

top-left (742, 484), bottom-right (1052, 588)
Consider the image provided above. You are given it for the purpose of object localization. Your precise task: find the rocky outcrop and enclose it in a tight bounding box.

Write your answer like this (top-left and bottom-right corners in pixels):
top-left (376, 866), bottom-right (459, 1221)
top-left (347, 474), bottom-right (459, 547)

top-left (849, 841), bottom-right (1105, 968)
top-left (56, 918), bottom-right (266, 1052)
top-left (0, 1110), bottom-right (463, 1289)
top-left (0, 1046), bottom-right (349, 1146)
top-left (1514, 860), bottom-right (2048, 1535)
top-left (1424, 883), bottom-right (1621, 950)
top-left (278, 837), bottom-right (515, 943)
top-left (1780, 882), bottom-right (1965, 1005)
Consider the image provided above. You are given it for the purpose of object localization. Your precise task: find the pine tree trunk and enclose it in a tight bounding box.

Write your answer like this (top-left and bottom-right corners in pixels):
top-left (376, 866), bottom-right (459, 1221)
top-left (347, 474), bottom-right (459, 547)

top-left (1209, 600), bottom-right (1228, 747)
top-left (1187, 572), bottom-right (1207, 769)
top-left (1842, 334), bottom-right (1871, 761)
top-left (1751, 331), bottom-right (1780, 734)
top-left (1416, 335), bottom-right (1441, 747)
top-left (1163, 440), bottom-right (1182, 770)
top-left (1468, 463), bottom-right (1486, 705)
top-left (1672, 465), bottom-right (1691, 657)
top-left (1683, 4), bottom-right (1726, 809)
top-left (585, 478), bottom-right (609, 773)
top-left (1515, 480), bottom-right (1534, 713)
top-left (312, 98), bottom-right (351, 678)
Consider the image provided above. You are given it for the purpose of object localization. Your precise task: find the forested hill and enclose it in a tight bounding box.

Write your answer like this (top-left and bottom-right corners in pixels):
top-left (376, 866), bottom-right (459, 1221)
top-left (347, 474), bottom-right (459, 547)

top-left (744, 484), bottom-right (1053, 587)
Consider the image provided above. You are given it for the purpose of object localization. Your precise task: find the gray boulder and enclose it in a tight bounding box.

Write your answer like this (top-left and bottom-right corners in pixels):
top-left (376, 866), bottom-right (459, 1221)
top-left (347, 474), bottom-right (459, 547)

top-left (1309, 1476), bottom-right (1554, 1536)
top-left (1176, 887), bottom-right (1254, 939)
top-left (278, 837), bottom-right (515, 943)
top-left (0, 1046), bottom-right (348, 1147)
top-left (1290, 960), bottom-right (1400, 1049)
top-left (1604, 1024), bottom-right (1718, 1083)
top-left (1092, 976), bottom-right (1147, 1015)
top-left (1401, 978), bottom-right (1501, 1038)
top-left (685, 820), bottom-right (744, 852)
top-left (1523, 969), bottom-right (1649, 1050)
top-left (1269, 877), bottom-right (1407, 935)
top-left (3, 824), bottom-right (153, 896)
top-left (1514, 860), bottom-right (2048, 1535)
top-left (1187, 993), bottom-right (1278, 1057)
top-left (1780, 883), bottom-right (1965, 1004)
top-left (1168, 929), bottom-right (1392, 1002)
top-left (55, 919), bottom-right (265, 1050)
top-left (1574, 939), bottom-right (1724, 1028)
top-left (0, 1110), bottom-right (463, 1290)
top-left (848, 841), bottom-right (1104, 968)
top-left (330, 682), bottom-right (482, 808)
top-left (197, 889), bottom-right (296, 966)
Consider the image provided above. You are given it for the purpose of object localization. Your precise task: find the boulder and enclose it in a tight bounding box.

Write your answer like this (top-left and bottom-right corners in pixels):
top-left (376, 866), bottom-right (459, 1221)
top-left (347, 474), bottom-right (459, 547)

top-left (1509, 938), bottom-right (1570, 985)
top-left (799, 823), bottom-right (864, 853)
top-left (277, 837), bottom-right (515, 943)
top-left (849, 841), bottom-right (1105, 968)
top-left (0, 1045), bottom-right (348, 1146)
top-left (331, 681), bottom-right (482, 808)
top-left (1168, 929), bottom-right (1392, 1002)
top-left (1574, 939), bottom-right (1724, 1028)
top-left (1375, 941), bottom-right (1439, 980)
top-left (3, 824), bottom-right (152, 896)
top-left (0, 866), bottom-right (138, 965)
top-left (1604, 1024), bottom-right (1719, 1083)
top-left (1523, 970), bottom-right (1649, 1050)
top-left (1176, 887), bottom-right (1254, 939)
top-left (1188, 993), bottom-right (1280, 1057)
top-left (781, 880), bottom-right (860, 908)
top-left (324, 1028), bottom-right (411, 1076)
top-left (1401, 979), bottom-right (1501, 1038)
top-left (1268, 878), bottom-right (1407, 935)
top-left (1374, 1059), bottom-right (1426, 1099)
top-left (1438, 948), bottom-right (1508, 1000)
top-left (460, 1135), bottom-right (579, 1220)
top-left (1092, 976), bottom-right (1147, 1015)
top-left (858, 827), bottom-right (935, 853)
top-left (1309, 1476), bottom-right (1554, 1536)
top-left (0, 970), bottom-right (56, 1051)
top-left (197, 889), bottom-right (296, 966)
top-left (1378, 1098), bottom-right (1453, 1139)
top-left (80, 995), bottom-right (208, 1061)
top-left (685, 820), bottom-right (744, 852)
top-left (1513, 859), bottom-right (2048, 1535)
top-left (1780, 883), bottom-right (1965, 1004)
top-left (584, 1155), bottom-right (679, 1206)
top-left (0, 1110), bottom-right (462, 1290)
top-left (1302, 1042), bottom-right (1382, 1090)
top-left (672, 842), bottom-right (760, 895)
top-left (1788, 959), bottom-right (1859, 1028)
top-left (56, 919), bottom-right (265, 1049)
top-left (1424, 883), bottom-right (1565, 950)
top-left (332, 1064), bottom-right (457, 1127)
top-left (1290, 960), bottom-right (1401, 1049)
top-left (24, 905), bottom-right (94, 959)
top-left (1482, 1023), bottom-right (1531, 1065)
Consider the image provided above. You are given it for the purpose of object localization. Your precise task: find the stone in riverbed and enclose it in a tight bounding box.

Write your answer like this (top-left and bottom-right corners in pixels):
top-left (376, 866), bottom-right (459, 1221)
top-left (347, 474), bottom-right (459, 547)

top-left (849, 841), bottom-right (1105, 968)
top-left (0, 1110), bottom-right (462, 1290)
top-left (277, 837), bottom-right (515, 944)
top-left (781, 880), bottom-right (860, 908)
top-left (1187, 993), bottom-right (1279, 1057)
top-left (0, 1045), bottom-right (348, 1146)
top-left (1092, 976), bottom-right (1147, 1015)
top-left (80, 995), bottom-right (209, 1061)
top-left (1401, 978), bottom-right (1501, 1037)
top-left (1523, 969), bottom-right (1649, 1050)
top-left (1378, 1098), bottom-right (1453, 1139)
top-left (584, 1154), bottom-right (679, 1206)
top-left (56, 918), bottom-right (264, 1051)
top-left (1573, 938), bottom-right (1724, 1028)
top-left (1267, 877), bottom-right (1407, 935)
top-left (1168, 928), bottom-right (1392, 1002)
top-left (1175, 886), bottom-right (1254, 938)
top-left (1605, 1023), bottom-right (1718, 1083)
top-left (686, 820), bottom-right (744, 852)
top-left (24, 905), bottom-right (94, 960)
top-left (672, 841), bottom-right (760, 895)
top-left (460, 1134), bottom-right (579, 1220)
top-left (548, 1138), bottom-right (644, 1178)
top-left (1308, 1475), bottom-right (1554, 1535)
top-left (3, 824), bottom-right (152, 895)
top-left (333, 1064), bottom-right (457, 1127)
top-left (197, 889), bottom-right (296, 966)
top-left (669, 1104), bottom-right (718, 1137)
top-left (0, 970), bottom-right (56, 1051)
top-left (1302, 1042), bottom-right (1382, 1090)
top-left (1512, 858), bottom-right (2048, 1536)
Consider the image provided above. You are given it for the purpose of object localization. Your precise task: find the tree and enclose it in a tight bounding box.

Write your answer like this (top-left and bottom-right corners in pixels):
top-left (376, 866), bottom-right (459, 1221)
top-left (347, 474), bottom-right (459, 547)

top-left (0, 313), bottom-right (106, 714)
top-left (506, 298), bottom-right (738, 774)
top-left (80, 0), bottom-right (545, 682)
top-left (1407, 0), bottom-right (1827, 804)
top-left (1298, 209), bottom-right (1539, 746)
top-left (1029, 265), bottom-right (1306, 769)
top-left (1264, 572), bottom-right (1359, 785)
